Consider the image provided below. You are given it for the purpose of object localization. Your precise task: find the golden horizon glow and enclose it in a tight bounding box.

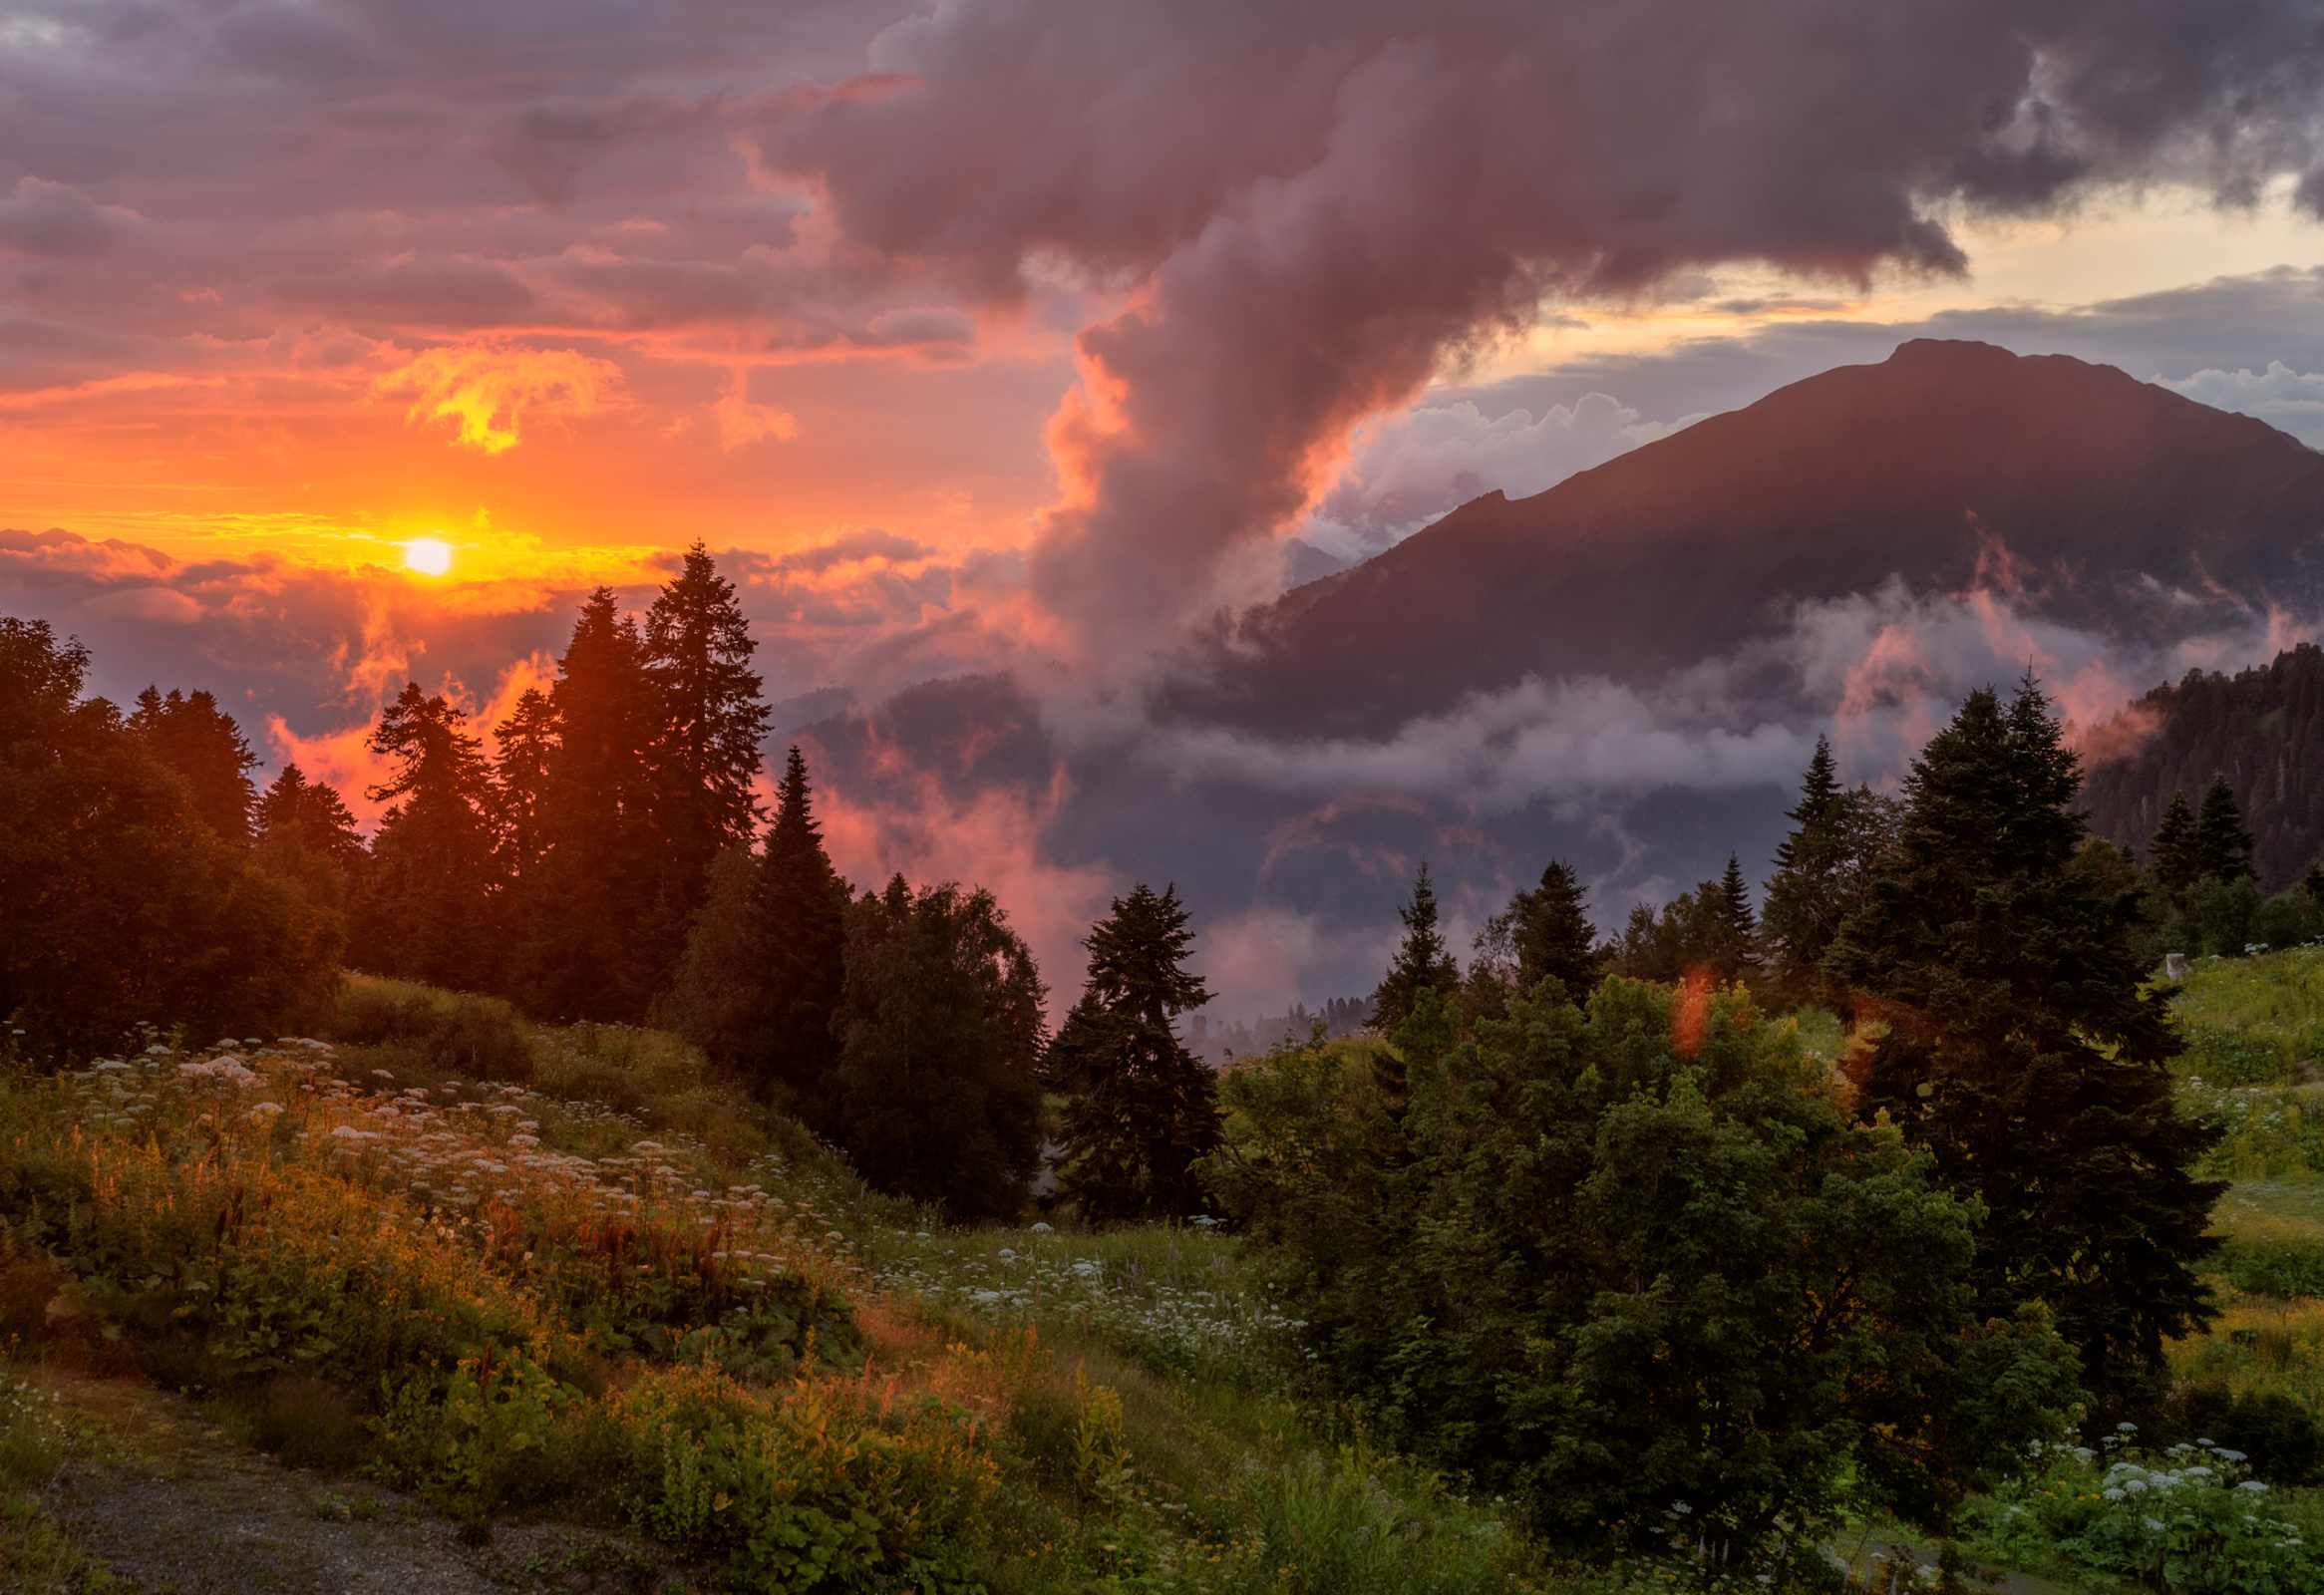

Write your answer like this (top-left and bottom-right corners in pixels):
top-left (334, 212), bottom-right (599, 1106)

top-left (402, 538), bottom-right (454, 576)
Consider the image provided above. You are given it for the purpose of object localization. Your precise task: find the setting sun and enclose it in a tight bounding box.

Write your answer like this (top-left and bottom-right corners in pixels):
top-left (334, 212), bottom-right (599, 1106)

top-left (401, 537), bottom-right (453, 576)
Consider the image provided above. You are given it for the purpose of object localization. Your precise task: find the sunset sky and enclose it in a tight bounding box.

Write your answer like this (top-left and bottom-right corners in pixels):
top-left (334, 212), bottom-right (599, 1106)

top-left (13, 0), bottom-right (2324, 1007)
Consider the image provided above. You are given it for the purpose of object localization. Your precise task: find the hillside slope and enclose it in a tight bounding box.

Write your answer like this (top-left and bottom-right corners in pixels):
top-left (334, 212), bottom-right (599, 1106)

top-left (2083, 642), bottom-right (2324, 890)
top-left (1176, 339), bottom-right (2324, 734)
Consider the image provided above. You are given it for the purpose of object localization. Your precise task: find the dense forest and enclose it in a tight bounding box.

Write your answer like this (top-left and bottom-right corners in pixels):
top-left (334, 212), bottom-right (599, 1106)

top-left (2083, 642), bottom-right (2324, 891)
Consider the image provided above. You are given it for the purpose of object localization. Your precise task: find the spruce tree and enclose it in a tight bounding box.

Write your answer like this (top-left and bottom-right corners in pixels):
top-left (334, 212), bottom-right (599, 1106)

top-left (753, 746), bottom-right (849, 1119)
top-left (644, 542), bottom-right (770, 956)
top-left (1826, 679), bottom-right (2221, 1413)
top-left (2149, 790), bottom-right (2199, 893)
top-left (2193, 772), bottom-right (2256, 883)
top-left (351, 683), bottom-right (503, 989)
top-left (1510, 859), bottom-right (1601, 997)
top-left (130, 686), bottom-right (258, 845)
top-left (1712, 852), bottom-right (1757, 973)
top-left (491, 687), bottom-right (557, 881)
top-left (831, 876), bottom-right (1045, 1219)
top-left (1371, 862), bottom-right (1461, 1034)
top-left (255, 764), bottom-right (365, 872)
top-left (513, 590), bottom-right (662, 1020)
top-left (1762, 735), bottom-right (1900, 998)
top-left (1047, 883), bottom-right (1218, 1222)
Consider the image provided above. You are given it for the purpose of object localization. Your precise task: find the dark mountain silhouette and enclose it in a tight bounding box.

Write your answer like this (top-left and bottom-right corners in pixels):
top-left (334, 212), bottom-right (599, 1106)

top-left (2083, 643), bottom-right (2324, 892)
top-left (1172, 340), bottom-right (2324, 734)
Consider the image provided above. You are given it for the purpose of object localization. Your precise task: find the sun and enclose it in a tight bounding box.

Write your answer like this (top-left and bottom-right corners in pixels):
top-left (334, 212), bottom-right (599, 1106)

top-left (402, 537), bottom-right (454, 576)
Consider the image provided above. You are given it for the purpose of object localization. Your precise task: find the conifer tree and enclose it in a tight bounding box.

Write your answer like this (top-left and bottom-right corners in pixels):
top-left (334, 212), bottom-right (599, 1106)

top-left (755, 746), bottom-right (850, 1117)
top-left (255, 764), bottom-right (365, 872)
top-left (2149, 790), bottom-right (2199, 893)
top-left (1826, 678), bottom-right (2220, 1412)
top-left (1047, 883), bottom-right (1218, 1222)
top-left (2193, 772), bottom-right (2256, 883)
top-left (130, 686), bottom-right (258, 845)
top-left (1712, 852), bottom-right (1757, 970)
top-left (1761, 734), bottom-right (1899, 998)
top-left (513, 590), bottom-right (662, 1019)
top-left (644, 541), bottom-right (770, 950)
top-left (1509, 859), bottom-right (1601, 996)
top-left (831, 876), bottom-right (1045, 1219)
top-left (1371, 862), bottom-right (1461, 1034)
top-left (351, 683), bottom-right (503, 989)
top-left (490, 687), bottom-right (557, 881)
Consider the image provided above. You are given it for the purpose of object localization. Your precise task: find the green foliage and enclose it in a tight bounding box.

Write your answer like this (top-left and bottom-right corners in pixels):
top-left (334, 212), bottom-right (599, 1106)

top-left (352, 681), bottom-right (504, 992)
top-left (666, 748), bottom-right (850, 1121)
top-left (1600, 862), bottom-right (1760, 988)
top-left (1048, 883), bottom-right (1220, 1223)
top-left (1828, 678), bottom-right (2221, 1410)
top-left (130, 684), bottom-right (259, 846)
top-left (1963, 1434), bottom-right (2320, 1593)
top-left (1206, 979), bottom-right (2079, 1561)
top-left (1509, 860), bottom-right (1603, 997)
top-left (325, 982), bottom-right (534, 1083)
top-left (834, 875), bottom-right (1046, 1219)
top-left (1370, 863), bottom-right (1461, 1038)
top-left (1760, 733), bottom-right (1901, 1000)
top-left (0, 616), bottom-right (342, 1058)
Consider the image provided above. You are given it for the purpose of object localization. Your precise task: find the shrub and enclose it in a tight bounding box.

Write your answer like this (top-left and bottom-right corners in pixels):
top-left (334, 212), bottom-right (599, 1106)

top-left (1206, 981), bottom-right (2082, 1562)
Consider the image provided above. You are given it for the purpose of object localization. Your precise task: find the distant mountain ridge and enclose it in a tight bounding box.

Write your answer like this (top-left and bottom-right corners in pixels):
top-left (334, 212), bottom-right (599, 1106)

top-left (2083, 644), bottom-right (2324, 892)
top-left (1171, 340), bottom-right (2324, 735)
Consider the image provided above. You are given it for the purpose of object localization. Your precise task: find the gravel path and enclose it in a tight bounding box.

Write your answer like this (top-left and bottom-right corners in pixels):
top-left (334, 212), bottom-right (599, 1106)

top-left (30, 1373), bottom-right (697, 1595)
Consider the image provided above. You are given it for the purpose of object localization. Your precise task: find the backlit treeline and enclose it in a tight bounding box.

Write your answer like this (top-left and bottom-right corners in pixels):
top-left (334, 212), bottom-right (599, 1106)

top-left (0, 549), bottom-right (1219, 1224)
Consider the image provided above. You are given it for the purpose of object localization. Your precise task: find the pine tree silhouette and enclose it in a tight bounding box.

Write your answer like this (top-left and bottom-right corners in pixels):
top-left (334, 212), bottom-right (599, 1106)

top-left (1047, 883), bottom-right (1218, 1222)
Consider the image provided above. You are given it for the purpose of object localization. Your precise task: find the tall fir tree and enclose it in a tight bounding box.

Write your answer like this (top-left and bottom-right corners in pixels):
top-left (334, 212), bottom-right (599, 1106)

top-left (514, 589), bottom-right (663, 1020)
top-left (2193, 772), bottom-right (2256, 883)
top-left (255, 763), bottom-right (365, 872)
top-left (831, 876), bottom-right (1046, 1219)
top-left (643, 542), bottom-right (771, 962)
top-left (1761, 735), bottom-right (1900, 999)
top-left (1510, 859), bottom-right (1601, 996)
top-left (1372, 862), bottom-right (1461, 1034)
top-left (491, 687), bottom-right (558, 882)
top-left (351, 683), bottom-right (503, 989)
top-left (130, 687), bottom-right (258, 845)
top-left (1047, 883), bottom-right (1218, 1222)
top-left (1826, 678), bottom-right (2221, 1412)
top-left (1712, 852), bottom-right (1757, 970)
top-left (757, 746), bottom-right (850, 1118)
top-left (2149, 790), bottom-right (2199, 893)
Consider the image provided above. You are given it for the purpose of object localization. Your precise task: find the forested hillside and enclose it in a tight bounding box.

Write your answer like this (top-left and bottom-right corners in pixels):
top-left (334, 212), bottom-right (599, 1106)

top-left (2083, 643), bottom-right (2324, 890)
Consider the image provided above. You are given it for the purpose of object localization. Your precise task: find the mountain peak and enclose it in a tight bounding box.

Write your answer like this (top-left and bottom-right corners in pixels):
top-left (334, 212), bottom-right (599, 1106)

top-left (1177, 343), bottom-right (2324, 735)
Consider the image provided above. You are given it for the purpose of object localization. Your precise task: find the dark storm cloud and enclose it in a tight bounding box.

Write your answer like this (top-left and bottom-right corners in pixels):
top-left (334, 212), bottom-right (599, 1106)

top-left (758, 0), bottom-right (2324, 658)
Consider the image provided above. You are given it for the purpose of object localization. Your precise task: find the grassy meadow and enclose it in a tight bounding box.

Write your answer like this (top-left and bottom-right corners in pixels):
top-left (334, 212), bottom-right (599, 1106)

top-left (14, 957), bottom-right (2324, 1591)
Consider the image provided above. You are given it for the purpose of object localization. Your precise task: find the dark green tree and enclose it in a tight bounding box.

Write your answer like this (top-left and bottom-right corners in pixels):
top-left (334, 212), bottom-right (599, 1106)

top-left (1712, 852), bottom-right (1757, 969)
top-left (511, 589), bottom-right (663, 1019)
top-left (1826, 679), bottom-right (2222, 1413)
top-left (662, 845), bottom-right (770, 1078)
top-left (352, 683), bottom-right (503, 990)
top-left (1511, 859), bottom-right (1601, 995)
top-left (2193, 772), bottom-right (2256, 883)
top-left (130, 686), bottom-right (259, 845)
top-left (1371, 862), bottom-right (1460, 1034)
top-left (490, 687), bottom-right (557, 881)
top-left (757, 746), bottom-right (850, 1117)
top-left (1047, 883), bottom-right (1218, 1222)
top-left (2, 621), bottom-right (340, 1056)
top-left (831, 876), bottom-right (1045, 1219)
top-left (1761, 735), bottom-right (1900, 998)
top-left (1205, 979), bottom-right (2079, 1560)
top-left (255, 764), bottom-right (365, 873)
top-left (644, 541), bottom-right (771, 958)
top-left (2149, 790), bottom-right (2199, 893)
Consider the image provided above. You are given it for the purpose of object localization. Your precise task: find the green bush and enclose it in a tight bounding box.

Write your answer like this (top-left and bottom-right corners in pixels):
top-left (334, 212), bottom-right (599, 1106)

top-left (2213, 1227), bottom-right (2324, 1300)
top-left (1206, 980), bottom-right (2080, 1562)
top-left (325, 982), bottom-right (533, 1083)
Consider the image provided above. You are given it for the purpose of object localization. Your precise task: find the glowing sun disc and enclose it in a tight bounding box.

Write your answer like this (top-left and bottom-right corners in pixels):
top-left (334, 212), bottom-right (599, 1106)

top-left (403, 538), bottom-right (454, 575)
